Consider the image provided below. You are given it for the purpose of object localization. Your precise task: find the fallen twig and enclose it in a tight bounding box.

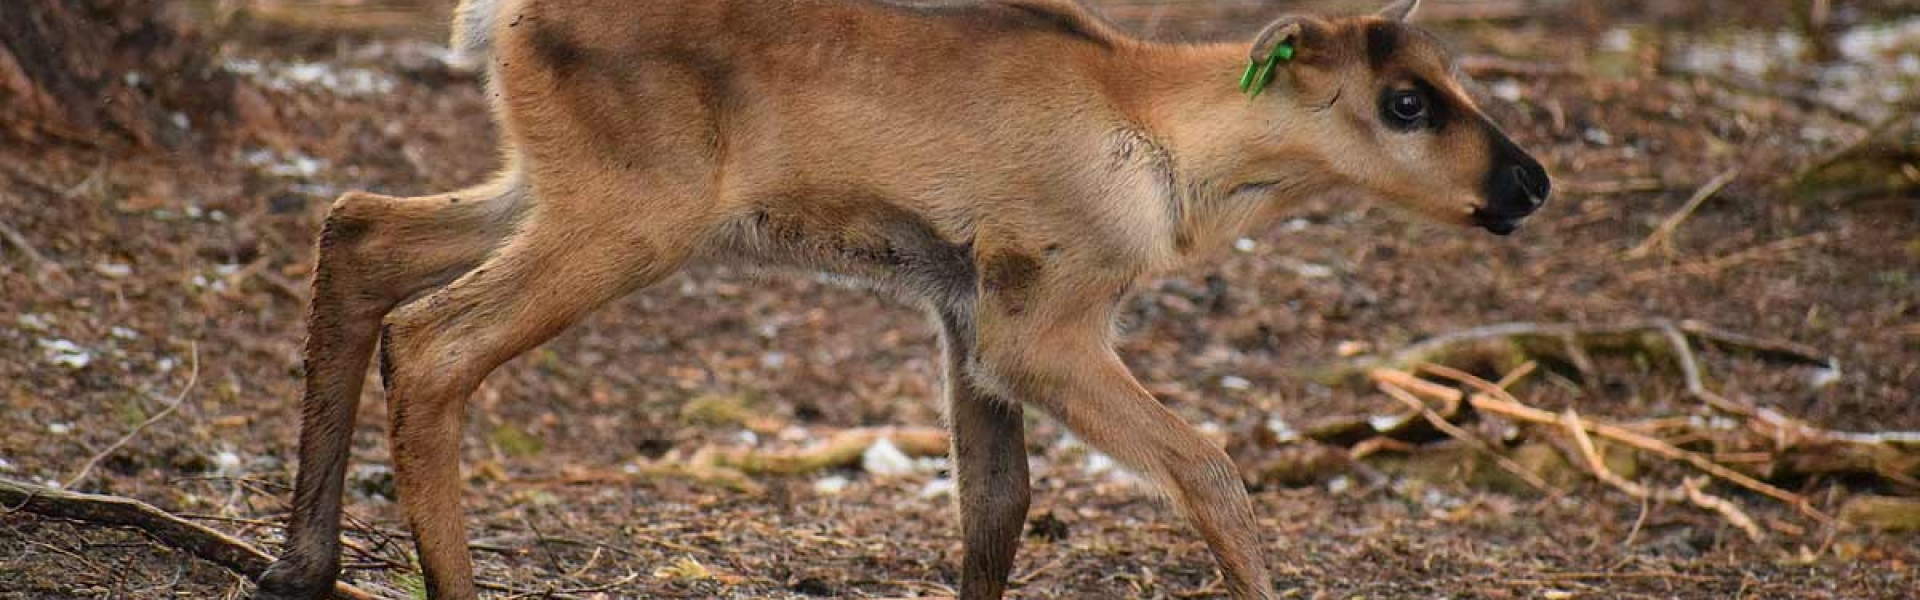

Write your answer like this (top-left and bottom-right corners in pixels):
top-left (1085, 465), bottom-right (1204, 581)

top-left (1414, 364), bottom-right (1833, 526)
top-left (1681, 476), bottom-right (1766, 541)
top-left (501, 571), bottom-right (644, 600)
top-left (1623, 231), bottom-right (1834, 284)
top-left (1561, 408), bottom-right (1654, 500)
top-left (1561, 407), bottom-right (1765, 541)
top-left (67, 343), bottom-right (199, 489)
top-left (0, 477), bottom-right (375, 600)
top-left (1624, 168), bottom-right (1741, 259)
top-left (1378, 380), bottom-right (1549, 492)
top-left (536, 427), bottom-right (953, 494)
top-left (0, 214), bottom-right (62, 279)
top-left (709, 426), bottom-right (948, 475)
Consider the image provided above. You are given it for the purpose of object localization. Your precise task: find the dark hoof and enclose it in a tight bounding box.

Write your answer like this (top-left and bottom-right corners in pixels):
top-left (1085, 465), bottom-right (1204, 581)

top-left (253, 559), bottom-right (336, 600)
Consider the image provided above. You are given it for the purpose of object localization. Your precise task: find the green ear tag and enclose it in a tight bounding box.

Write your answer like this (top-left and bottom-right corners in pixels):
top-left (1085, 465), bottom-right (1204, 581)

top-left (1241, 40), bottom-right (1295, 99)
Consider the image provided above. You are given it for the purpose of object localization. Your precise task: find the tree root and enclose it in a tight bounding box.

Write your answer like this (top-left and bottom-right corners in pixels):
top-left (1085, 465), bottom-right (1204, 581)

top-left (1332, 318), bottom-right (1834, 384)
top-left (0, 477), bottom-right (375, 600)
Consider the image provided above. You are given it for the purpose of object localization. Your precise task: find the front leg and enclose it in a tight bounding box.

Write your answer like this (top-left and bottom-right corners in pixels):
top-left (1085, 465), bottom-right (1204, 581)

top-left (972, 269), bottom-right (1275, 599)
top-left (935, 310), bottom-right (1031, 600)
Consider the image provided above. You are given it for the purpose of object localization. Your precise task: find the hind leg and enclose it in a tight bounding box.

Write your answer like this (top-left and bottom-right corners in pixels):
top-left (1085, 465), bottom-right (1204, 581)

top-left (377, 203), bottom-right (704, 598)
top-left (259, 183), bottom-right (525, 599)
top-left (935, 310), bottom-right (1031, 600)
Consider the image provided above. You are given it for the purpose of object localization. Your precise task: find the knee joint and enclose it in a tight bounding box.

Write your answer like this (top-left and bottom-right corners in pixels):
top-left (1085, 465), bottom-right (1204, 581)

top-left (317, 192), bottom-right (388, 252)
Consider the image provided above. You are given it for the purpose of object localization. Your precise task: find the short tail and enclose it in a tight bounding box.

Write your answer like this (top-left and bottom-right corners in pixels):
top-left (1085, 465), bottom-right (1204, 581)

top-left (451, 0), bottom-right (504, 64)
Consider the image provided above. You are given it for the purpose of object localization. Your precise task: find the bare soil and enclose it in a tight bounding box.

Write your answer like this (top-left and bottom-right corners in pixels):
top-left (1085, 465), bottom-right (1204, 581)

top-left (3, 1), bottom-right (1915, 598)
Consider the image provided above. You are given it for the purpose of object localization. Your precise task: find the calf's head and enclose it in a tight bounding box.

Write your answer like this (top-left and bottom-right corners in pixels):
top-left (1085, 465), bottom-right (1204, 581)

top-left (1238, 0), bottom-right (1550, 235)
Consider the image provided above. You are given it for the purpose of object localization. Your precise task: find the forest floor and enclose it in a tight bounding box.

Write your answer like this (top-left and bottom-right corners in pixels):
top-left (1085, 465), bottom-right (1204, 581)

top-left (2, 1), bottom-right (1917, 598)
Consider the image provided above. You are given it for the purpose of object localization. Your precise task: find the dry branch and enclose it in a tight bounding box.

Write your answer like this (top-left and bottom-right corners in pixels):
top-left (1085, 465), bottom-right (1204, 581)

top-left (707, 426), bottom-right (949, 475)
top-left (1561, 407), bottom-right (1765, 541)
top-left (0, 477), bottom-right (374, 600)
top-left (1624, 168), bottom-right (1741, 259)
top-left (1409, 364), bottom-right (1833, 525)
top-left (538, 427), bottom-right (954, 493)
top-left (1341, 319), bottom-right (1832, 380)
top-left (1378, 380), bottom-right (1549, 492)
top-left (1623, 231), bottom-right (1835, 284)
top-left (66, 343), bottom-right (198, 489)
top-left (1777, 113), bottom-right (1920, 188)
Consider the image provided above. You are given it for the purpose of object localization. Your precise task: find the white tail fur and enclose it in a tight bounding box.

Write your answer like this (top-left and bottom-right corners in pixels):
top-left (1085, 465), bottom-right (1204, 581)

top-left (451, 0), bottom-right (503, 64)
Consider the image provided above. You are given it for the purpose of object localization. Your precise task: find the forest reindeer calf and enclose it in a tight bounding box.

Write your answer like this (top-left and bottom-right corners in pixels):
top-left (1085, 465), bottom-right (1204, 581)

top-left (258, 0), bottom-right (1550, 598)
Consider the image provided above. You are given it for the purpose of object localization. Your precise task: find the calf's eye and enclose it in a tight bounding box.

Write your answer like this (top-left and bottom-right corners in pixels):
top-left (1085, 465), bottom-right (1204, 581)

top-left (1388, 90), bottom-right (1427, 124)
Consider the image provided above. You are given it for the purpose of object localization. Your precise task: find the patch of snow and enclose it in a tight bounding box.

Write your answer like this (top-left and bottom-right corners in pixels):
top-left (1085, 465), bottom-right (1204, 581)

top-left (913, 456), bottom-right (950, 474)
top-left (1808, 365), bottom-right (1842, 389)
top-left (39, 339), bottom-right (93, 369)
top-left (18, 313), bottom-right (54, 332)
top-left (759, 351), bottom-right (788, 369)
top-left (1233, 238), bottom-right (1257, 253)
top-left (214, 451), bottom-right (243, 475)
top-left (241, 149), bottom-right (328, 179)
top-left (861, 437), bottom-right (915, 477)
top-left (1326, 476), bottom-right (1352, 494)
top-left (94, 263), bottom-right (133, 278)
top-left (1283, 259), bottom-right (1334, 279)
top-left (110, 327), bottom-right (139, 341)
top-left (813, 475), bottom-right (850, 495)
top-left (1601, 28), bottom-right (1635, 53)
top-left (919, 477), bottom-right (956, 499)
top-left (1265, 417), bottom-right (1300, 443)
top-left (1491, 78), bottom-right (1524, 102)
top-left (48, 422), bottom-right (73, 435)
top-left (224, 58), bottom-right (396, 96)
top-left (1084, 452), bottom-right (1116, 474)
top-left (1368, 413), bottom-right (1409, 432)
top-left (1219, 375), bottom-right (1251, 391)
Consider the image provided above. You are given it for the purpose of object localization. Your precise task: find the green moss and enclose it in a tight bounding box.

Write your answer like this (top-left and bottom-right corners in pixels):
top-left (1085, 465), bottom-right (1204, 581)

top-left (486, 423), bottom-right (544, 458)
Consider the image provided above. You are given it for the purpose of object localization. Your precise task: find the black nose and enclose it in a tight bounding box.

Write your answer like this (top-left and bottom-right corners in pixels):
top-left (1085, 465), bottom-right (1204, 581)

top-left (1477, 125), bottom-right (1550, 235)
top-left (1512, 165), bottom-right (1547, 208)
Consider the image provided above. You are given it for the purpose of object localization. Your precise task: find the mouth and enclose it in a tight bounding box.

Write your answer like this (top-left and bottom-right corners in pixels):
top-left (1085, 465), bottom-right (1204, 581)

top-left (1470, 207), bottom-right (1527, 236)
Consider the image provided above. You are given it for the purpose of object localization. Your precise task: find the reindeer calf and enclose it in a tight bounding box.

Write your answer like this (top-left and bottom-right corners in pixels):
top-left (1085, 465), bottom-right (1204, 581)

top-left (258, 0), bottom-right (1549, 598)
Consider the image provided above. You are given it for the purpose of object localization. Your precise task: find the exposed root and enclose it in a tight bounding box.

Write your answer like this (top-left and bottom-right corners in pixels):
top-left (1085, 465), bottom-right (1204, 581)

top-left (1340, 319), bottom-right (1833, 382)
top-left (528, 427), bottom-right (953, 494)
top-left (0, 477), bottom-right (376, 600)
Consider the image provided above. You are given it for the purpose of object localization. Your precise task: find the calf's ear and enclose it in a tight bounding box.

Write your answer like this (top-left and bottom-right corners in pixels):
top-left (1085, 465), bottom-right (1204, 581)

top-left (1378, 0), bottom-right (1420, 22)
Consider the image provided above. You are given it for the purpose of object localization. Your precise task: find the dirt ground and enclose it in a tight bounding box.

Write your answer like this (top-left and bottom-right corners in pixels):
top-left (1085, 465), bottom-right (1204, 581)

top-left (3, 1), bottom-right (1917, 598)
